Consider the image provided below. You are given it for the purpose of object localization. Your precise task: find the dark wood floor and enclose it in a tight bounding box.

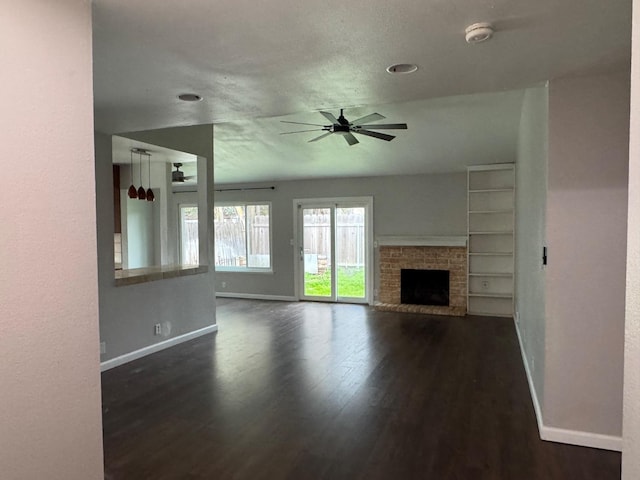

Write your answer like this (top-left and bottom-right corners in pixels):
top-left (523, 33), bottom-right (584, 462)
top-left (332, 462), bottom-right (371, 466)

top-left (102, 299), bottom-right (621, 479)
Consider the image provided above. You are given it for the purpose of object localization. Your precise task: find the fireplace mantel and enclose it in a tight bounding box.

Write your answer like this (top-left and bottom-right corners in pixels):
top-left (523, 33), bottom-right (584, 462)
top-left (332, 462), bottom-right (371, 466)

top-left (376, 235), bottom-right (467, 247)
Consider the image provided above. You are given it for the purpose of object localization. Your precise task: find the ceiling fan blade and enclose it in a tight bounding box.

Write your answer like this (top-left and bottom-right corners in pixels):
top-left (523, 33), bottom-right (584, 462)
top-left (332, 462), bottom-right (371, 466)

top-left (309, 132), bottom-right (333, 143)
top-left (280, 120), bottom-right (327, 127)
top-left (344, 132), bottom-right (359, 146)
top-left (280, 128), bottom-right (324, 135)
top-left (356, 129), bottom-right (395, 141)
top-left (319, 111), bottom-right (340, 124)
top-left (356, 123), bottom-right (407, 130)
top-left (350, 113), bottom-right (385, 125)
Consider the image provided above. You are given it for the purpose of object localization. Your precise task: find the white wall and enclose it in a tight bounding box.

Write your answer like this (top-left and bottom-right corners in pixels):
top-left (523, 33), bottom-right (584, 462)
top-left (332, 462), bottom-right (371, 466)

top-left (214, 172), bottom-right (466, 299)
top-left (0, 1), bottom-right (104, 478)
top-left (515, 84), bottom-right (549, 405)
top-left (623, 0), bottom-right (640, 474)
top-left (95, 126), bottom-right (217, 362)
top-left (545, 70), bottom-right (629, 440)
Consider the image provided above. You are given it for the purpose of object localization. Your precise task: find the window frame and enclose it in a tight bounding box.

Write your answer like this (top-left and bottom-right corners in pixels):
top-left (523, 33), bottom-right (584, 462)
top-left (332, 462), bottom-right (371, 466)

top-left (214, 201), bottom-right (273, 273)
top-left (179, 203), bottom-right (200, 266)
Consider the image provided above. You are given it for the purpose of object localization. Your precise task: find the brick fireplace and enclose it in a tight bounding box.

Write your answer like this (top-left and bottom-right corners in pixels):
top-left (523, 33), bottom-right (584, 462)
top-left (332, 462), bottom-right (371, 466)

top-left (376, 238), bottom-right (467, 316)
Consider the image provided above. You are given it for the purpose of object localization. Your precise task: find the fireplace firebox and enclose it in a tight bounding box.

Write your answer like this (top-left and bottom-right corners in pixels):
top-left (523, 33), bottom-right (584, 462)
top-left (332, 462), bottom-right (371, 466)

top-left (401, 269), bottom-right (449, 306)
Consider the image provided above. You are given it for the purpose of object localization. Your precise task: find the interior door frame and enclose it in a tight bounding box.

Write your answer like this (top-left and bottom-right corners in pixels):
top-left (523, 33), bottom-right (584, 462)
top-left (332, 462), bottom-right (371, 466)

top-left (293, 196), bottom-right (374, 305)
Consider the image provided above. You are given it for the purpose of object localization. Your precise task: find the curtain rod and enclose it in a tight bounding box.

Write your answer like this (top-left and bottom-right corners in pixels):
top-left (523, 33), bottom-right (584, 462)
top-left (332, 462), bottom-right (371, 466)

top-left (215, 186), bottom-right (276, 192)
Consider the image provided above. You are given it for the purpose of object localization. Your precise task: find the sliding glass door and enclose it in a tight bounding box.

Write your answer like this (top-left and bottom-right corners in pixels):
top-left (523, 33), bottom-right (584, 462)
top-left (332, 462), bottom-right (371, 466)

top-left (296, 198), bottom-right (372, 304)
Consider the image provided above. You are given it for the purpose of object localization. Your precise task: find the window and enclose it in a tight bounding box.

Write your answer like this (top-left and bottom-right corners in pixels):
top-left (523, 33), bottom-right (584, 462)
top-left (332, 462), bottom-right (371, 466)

top-left (214, 203), bottom-right (271, 270)
top-left (180, 205), bottom-right (199, 265)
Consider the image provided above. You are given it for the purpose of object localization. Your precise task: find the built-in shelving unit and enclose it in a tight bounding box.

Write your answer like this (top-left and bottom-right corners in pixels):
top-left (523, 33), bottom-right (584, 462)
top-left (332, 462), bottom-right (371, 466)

top-left (467, 164), bottom-right (515, 317)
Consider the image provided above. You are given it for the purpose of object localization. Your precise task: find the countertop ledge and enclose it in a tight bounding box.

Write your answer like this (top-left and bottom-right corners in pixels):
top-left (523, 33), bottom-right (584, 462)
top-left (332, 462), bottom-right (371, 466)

top-left (115, 265), bottom-right (208, 287)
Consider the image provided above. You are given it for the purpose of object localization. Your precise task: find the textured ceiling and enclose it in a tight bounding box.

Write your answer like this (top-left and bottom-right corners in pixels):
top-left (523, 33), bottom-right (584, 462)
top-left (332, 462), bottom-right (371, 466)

top-left (92, 0), bottom-right (631, 183)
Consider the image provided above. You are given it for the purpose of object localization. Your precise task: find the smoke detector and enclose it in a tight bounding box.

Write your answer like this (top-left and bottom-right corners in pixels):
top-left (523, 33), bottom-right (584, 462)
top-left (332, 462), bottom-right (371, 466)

top-left (465, 22), bottom-right (494, 44)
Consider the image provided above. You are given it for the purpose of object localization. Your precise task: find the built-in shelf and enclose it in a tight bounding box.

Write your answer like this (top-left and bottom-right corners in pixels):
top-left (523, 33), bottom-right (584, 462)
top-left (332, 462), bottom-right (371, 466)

top-left (468, 293), bottom-right (513, 299)
top-left (467, 164), bottom-right (515, 317)
top-left (468, 209), bottom-right (514, 214)
top-left (468, 272), bottom-right (513, 277)
top-left (467, 311), bottom-right (513, 318)
top-left (468, 188), bottom-right (514, 194)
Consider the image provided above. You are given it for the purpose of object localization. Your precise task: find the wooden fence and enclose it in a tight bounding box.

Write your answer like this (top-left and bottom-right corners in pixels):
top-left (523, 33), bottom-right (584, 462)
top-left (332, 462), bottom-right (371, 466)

top-left (302, 210), bottom-right (365, 268)
top-left (183, 211), bottom-right (366, 269)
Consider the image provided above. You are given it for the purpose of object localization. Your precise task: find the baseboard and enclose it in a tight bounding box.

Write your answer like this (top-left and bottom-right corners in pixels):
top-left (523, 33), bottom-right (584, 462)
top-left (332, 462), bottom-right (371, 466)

top-left (513, 317), bottom-right (545, 435)
top-left (100, 324), bottom-right (218, 372)
top-left (540, 425), bottom-right (622, 452)
top-left (216, 292), bottom-right (297, 302)
top-left (512, 317), bottom-right (622, 452)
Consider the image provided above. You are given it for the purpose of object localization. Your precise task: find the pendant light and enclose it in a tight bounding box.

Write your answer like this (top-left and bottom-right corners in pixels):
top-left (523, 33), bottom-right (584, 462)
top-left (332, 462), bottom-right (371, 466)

top-left (146, 152), bottom-right (155, 202)
top-left (137, 150), bottom-right (146, 200)
top-left (127, 150), bottom-right (138, 199)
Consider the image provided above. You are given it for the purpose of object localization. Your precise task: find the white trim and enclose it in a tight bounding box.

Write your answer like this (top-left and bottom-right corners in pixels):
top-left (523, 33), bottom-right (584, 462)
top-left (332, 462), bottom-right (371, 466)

top-left (293, 196), bottom-right (374, 206)
top-left (540, 426), bottom-right (622, 452)
top-left (467, 163), bottom-right (516, 172)
top-left (513, 316), bottom-right (545, 434)
top-left (513, 317), bottom-right (622, 452)
top-left (100, 324), bottom-right (218, 372)
top-left (376, 235), bottom-right (467, 247)
top-left (216, 292), bottom-right (297, 302)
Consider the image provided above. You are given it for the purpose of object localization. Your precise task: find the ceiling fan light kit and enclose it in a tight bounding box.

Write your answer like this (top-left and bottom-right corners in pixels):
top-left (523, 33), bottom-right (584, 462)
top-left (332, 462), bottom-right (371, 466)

top-left (465, 22), bottom-right (494, 44)
top-left (172, 163), bottom-right (185, 183)
top-left (281, 108), bottom-right (408, 146)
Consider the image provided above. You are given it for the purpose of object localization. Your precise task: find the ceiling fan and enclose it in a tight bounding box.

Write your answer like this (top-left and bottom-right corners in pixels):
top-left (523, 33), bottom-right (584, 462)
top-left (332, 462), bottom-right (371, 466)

top-left (281, 109), bottom-right (408, 146)
top-left (172, 163), bottom-right (196, 183)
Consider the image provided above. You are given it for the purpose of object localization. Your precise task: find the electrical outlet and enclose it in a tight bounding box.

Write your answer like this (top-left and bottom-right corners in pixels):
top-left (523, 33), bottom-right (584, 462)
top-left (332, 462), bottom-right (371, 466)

top-left (154, 323), bottom-right (162, 336)
top-left (100, 342), bottom-right (106, 354)
top-left (481, 280), bottom-right (489, 290)
top-left (221, 281), bottom-right (227, 288)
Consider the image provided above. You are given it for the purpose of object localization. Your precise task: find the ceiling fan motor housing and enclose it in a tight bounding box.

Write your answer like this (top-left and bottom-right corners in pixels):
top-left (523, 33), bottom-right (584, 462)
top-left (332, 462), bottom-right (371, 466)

top-left (172, 163), bottom-right (185, 182)
top-left (333, 124), bottom-right (351, 133)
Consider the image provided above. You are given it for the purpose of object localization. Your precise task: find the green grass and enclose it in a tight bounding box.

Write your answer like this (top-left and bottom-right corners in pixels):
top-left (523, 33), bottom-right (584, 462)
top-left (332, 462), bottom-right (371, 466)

top-left (304, 267), bottom-right (365, 298)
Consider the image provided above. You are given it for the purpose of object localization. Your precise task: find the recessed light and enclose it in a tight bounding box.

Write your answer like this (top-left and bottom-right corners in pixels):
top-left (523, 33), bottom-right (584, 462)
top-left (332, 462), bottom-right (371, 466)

top-left (465, 22), bottom-right (494, 44)
top-left (178, 93), bottom-right (203, 102)
top-left (386, 63), bottom-right (418, 75)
